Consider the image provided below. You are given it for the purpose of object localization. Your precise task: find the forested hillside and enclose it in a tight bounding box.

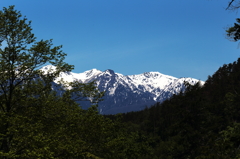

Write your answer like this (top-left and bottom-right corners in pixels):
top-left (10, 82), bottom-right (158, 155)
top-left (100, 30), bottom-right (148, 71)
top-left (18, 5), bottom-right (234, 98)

top-left (107, 58), bottom-right (240, 158)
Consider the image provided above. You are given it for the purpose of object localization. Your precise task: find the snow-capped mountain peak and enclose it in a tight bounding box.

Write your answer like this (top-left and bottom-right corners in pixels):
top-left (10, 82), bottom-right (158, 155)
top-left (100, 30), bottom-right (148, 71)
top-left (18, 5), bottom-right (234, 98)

top-left (128, 72), bottom-right (177, 90)
top-left (78, 69), bottom-right (102, 82)
top-left (104, 69), bottom-right (115, 74)
top-left (40, 65), bottom-right (204, 114)
top-left (40, 66), bottom-right (102, 83)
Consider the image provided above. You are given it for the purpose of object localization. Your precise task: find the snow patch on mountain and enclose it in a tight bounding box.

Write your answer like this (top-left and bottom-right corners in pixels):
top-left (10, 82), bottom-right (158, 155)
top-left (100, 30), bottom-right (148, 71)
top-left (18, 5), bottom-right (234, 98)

top-left (41, 65), bottom-right (102, 83)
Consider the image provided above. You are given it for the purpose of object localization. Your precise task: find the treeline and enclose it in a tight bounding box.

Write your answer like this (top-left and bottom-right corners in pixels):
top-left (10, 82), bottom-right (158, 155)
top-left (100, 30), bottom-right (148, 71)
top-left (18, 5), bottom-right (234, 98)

top-left (106, 57), bottom-right (240, 158)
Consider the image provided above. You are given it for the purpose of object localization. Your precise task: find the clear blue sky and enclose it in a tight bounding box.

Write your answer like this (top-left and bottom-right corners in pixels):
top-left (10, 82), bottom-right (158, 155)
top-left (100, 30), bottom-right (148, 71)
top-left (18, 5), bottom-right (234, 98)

top-left (1, 0), bottom-right (240, 81)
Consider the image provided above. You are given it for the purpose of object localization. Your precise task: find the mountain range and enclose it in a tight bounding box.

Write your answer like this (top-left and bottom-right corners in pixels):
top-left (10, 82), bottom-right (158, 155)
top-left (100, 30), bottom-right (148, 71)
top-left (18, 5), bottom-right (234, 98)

top-left (41, 65), bottom-right (204, 114)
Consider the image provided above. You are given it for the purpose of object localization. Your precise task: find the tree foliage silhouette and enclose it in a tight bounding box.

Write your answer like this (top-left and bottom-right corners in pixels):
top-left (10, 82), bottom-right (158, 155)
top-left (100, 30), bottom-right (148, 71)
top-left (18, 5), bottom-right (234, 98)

top-left (0, 5), bottom-right (107, 158)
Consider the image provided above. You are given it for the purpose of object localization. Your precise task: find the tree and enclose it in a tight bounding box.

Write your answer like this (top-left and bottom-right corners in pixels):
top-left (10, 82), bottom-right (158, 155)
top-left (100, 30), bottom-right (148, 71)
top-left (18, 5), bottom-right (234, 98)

top-left (226, 0), bottom-right (240, 42)
top-left (226, 18), bottom-right (240, 42)
top-left (226, 0), bottom-right (240, 10)
top-left (0, 5), bottom-right (104, 158)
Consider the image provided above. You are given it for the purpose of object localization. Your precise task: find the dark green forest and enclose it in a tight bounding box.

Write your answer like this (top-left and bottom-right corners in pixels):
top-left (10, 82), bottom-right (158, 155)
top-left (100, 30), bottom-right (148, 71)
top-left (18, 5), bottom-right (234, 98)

top-left (1, 4), bottom-right (240, 159)
top-left (107, 57), bottom-right (240, 158)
